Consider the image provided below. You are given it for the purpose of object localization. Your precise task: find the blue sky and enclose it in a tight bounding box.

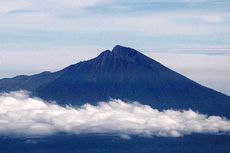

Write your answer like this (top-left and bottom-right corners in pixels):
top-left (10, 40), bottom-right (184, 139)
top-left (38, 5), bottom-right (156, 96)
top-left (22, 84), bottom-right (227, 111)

top-left (0, 0), bottom-right (230, 94)
top-left (0, 0), bottom-right (230, 50)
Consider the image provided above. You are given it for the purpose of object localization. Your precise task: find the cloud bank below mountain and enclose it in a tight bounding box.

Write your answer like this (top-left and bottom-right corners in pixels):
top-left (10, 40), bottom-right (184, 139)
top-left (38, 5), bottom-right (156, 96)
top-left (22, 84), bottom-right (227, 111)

top-left (0, 91), bottom-right (229, 137)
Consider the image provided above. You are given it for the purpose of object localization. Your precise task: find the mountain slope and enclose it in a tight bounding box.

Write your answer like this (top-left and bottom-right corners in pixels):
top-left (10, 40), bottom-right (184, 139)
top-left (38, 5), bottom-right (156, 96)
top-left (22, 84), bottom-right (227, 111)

top-left (0, 45), bottom-right (229, 117)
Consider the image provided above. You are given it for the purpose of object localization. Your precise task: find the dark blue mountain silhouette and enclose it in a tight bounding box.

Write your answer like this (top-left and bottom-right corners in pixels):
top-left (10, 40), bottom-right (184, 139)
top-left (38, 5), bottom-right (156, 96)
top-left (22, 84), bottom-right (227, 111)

top-left (1, 134), bottom-right (230, 153)
top-left (0, 45), bottom-right (229, 117)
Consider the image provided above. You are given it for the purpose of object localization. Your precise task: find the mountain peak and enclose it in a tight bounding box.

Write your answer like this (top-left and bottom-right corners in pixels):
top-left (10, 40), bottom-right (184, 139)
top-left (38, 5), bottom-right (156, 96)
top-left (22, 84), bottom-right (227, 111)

top-left (112, 45), bottom-right (129, 51)
top-left (98, 49), bottom-right (111, 56)
top-left (112, 45), bottom-right (139, 56)
top-left (96, 45), bottom-right (142, 62)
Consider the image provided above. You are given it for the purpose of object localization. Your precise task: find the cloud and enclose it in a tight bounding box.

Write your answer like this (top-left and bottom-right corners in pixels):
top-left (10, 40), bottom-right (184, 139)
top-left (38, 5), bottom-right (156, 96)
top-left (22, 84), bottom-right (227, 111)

top-left (0, 1), bottom-right (29, 14)
top-left (0, 1), bottom-right (229, 55)
top-left (0, 91), bottom-right (230, 137)
top-left (1, 11), bottom-right (229, 38)
top-left (0, 0), bottom-right (106, 15)
top-left (200, 14), bottom-right (226, 24)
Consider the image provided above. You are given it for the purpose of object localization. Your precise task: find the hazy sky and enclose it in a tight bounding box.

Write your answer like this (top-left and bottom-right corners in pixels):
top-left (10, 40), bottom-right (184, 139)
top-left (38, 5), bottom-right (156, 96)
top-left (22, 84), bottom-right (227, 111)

top-left (0, 0), bottom-right (229, 94)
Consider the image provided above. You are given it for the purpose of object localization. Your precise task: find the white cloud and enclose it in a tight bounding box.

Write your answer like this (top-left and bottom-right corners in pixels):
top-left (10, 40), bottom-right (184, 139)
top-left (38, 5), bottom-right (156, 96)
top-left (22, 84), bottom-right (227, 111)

top-left (0, 0), bottom-right (105, 14)
top-left (0, 0), bottom-right (229, 47)
top-left (0, 91), bottom-right (229, 137)
top-left (200, 14), bottom-right (226, 24)
top-left (0, 1), bottom-right (30, 14)
top-left (1, 11), bottom-right (229, 38)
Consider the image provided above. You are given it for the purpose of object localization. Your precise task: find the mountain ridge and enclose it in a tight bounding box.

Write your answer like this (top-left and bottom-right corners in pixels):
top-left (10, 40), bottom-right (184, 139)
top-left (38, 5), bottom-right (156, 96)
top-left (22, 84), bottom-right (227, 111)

top-left (0, 45), bottom-right (229, 117)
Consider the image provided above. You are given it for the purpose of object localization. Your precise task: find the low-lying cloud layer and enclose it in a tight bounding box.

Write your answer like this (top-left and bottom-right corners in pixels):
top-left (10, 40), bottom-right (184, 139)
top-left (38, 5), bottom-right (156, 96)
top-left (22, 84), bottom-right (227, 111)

top-left (0, 91), bottom-right (230, 137)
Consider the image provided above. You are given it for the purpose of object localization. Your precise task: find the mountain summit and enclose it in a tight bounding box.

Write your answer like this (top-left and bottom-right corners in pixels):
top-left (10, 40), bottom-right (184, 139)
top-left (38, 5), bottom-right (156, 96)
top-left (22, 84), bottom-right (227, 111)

top-left (0, 45), bottom-right (229, 117)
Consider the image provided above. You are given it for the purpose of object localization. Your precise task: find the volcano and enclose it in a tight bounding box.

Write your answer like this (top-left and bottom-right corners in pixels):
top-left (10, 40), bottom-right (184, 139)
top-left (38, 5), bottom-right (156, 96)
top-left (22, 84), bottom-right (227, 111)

top-left (0, 45), bottom-right (229, 117)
